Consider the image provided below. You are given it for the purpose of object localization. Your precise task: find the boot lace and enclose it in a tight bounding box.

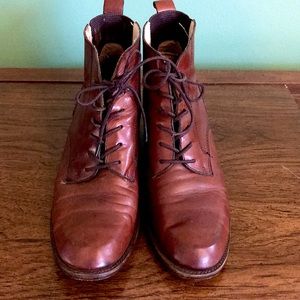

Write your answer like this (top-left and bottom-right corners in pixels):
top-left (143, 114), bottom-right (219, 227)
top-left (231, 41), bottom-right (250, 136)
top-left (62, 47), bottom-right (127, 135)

top-left (75, 53), bottom-right (204, 172)
top-left (75, 51), bottom-right (146, 173)
top-left (142, 55), bottom-right (205, 165)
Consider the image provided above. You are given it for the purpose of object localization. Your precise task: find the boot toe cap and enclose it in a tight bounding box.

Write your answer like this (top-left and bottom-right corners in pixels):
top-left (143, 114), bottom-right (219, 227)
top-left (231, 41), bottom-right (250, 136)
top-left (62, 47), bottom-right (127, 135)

top-left (156, 192), bottom-right (230, 271)
top-left (162, 221), bottom-right (229, 271)
top-left (52, 210), bottom-right (133, 271)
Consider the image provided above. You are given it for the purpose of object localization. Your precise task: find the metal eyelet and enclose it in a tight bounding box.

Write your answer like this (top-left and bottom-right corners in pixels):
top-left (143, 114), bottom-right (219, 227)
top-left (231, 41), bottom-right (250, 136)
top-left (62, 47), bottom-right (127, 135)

top-left (89, 132), bottom-right (97, 139)
top-left (90, 117), bottom-right (99, 127)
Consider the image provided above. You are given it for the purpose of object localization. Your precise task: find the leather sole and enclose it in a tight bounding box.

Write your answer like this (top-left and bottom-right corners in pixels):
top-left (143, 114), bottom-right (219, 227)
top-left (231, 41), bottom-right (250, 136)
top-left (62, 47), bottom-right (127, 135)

top-left (51, 223), bottom-right (139, 281)
top-left (150, 232), bottom-right (230, 280)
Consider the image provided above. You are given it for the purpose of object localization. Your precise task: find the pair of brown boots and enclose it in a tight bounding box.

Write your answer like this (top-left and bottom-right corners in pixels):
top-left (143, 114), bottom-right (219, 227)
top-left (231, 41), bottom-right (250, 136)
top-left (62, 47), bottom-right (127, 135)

top-left (51, 0), bottom-right (230, 281)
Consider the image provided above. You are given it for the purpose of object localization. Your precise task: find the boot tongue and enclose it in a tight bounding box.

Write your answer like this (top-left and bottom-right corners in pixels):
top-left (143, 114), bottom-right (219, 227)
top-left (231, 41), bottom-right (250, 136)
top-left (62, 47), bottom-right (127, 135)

top-left (98, 43), bottom-right (125, 80)
top-left (157, 40), bottom-right (182, 63)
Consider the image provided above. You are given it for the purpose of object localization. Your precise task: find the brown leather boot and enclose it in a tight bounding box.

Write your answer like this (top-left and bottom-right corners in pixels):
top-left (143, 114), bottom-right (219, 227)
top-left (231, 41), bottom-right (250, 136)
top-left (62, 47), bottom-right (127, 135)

top-left (143, 0), bottom-right (230, 279)
top-left (51, 0), bottom-right (142, 281)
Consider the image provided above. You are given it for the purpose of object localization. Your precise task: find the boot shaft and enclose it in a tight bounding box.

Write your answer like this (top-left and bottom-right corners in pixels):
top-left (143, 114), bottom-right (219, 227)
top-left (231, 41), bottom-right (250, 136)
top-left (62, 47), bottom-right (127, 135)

top-left (64, 1), bottom-right (142, 183)
top-left (143, 1), bottom-right (211, 177)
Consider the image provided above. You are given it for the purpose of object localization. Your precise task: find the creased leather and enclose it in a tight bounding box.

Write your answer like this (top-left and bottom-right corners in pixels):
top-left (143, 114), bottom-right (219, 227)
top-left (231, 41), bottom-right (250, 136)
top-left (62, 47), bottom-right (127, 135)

top-left (144, 9), bottom-right (230, 271)
top-left (52, 13), bottom-right (141, 272)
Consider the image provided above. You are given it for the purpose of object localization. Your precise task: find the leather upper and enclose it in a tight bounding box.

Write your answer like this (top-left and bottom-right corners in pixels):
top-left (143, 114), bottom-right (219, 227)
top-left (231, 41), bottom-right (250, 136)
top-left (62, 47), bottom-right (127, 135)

top-left (52, 5), bottom-right (141, 271)
top-left (66, 17), bottom-right (140, 183)
top-left (144, 7), bottom-right (230, 271)
top-left (153, 0), bottom-right (176, 13)
top-left (103, 0), bottom-right (124, 15)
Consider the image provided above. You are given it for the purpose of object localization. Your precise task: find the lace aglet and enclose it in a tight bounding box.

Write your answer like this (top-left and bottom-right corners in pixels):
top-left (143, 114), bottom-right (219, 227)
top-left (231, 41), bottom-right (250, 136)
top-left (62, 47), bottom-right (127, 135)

top-left (144, 126), bottom-right (149, 143)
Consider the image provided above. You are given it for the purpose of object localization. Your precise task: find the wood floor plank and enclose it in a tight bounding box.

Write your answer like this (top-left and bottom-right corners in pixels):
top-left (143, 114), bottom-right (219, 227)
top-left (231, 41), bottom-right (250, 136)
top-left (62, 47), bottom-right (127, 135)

top-left (287, 84), bottom-right (300, 108)
top-left (294, 96), bottom-right (300, 108)
top-left (0, 82), bottom-right (299, 299)
top-left (198, 70), bottom-right (300, 85)
top-left (287, 84), bottom-right (300, 94)
top-left (0, 69), bottom-right (83, 83)
top-left (1, 68), bottom-right (300, 85)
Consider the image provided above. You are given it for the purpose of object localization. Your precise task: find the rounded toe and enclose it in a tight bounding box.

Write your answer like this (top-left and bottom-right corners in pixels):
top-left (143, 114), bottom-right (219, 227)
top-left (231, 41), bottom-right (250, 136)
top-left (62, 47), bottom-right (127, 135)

top-left (158, 210), bottom-right (229, 272)
top-left (52, 210), bottom-right (133, 271)
top-left (170, 234), bottom-right (229, 271)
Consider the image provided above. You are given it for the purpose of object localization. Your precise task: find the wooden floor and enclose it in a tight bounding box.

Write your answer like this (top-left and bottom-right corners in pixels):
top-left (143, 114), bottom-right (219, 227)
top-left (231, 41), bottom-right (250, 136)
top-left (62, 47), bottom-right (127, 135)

top-left (0, 70), bottom-right (299, 299)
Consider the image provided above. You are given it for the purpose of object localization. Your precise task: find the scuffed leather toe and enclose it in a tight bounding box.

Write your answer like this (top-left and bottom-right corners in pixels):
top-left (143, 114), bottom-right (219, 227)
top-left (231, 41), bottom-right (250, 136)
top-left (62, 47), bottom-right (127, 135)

top-left (155, 191), bottom-right (229, 271)
top-left (53, 209), bottom-right (132, 270)
top-left (164, 216), bottom-right (228, 270)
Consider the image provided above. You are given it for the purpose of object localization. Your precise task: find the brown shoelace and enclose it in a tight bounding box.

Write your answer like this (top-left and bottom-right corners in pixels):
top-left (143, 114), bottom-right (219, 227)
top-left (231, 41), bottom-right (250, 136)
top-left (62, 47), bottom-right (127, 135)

top-left (143, 55), bottom-right (205, 165)
top-left (75, 51), bottom-right (146, 172)
top-left (75, 53), bottom-right (204, 172)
